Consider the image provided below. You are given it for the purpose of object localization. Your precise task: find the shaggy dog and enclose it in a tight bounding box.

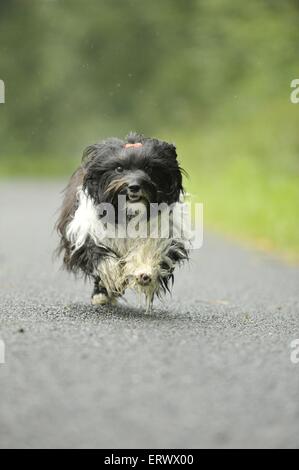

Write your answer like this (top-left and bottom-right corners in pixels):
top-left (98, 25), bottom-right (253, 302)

top-left (56, 133), bottom-right (189, 312)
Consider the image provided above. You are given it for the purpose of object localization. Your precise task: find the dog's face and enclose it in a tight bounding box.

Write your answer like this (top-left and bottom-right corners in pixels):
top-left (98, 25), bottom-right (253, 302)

top-left (82, 135), bottom-right (184, 207)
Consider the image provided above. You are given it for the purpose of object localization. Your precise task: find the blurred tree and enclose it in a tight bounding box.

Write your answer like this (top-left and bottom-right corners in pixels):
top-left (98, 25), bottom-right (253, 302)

top-left (0, 0), bottom-right (298, 160)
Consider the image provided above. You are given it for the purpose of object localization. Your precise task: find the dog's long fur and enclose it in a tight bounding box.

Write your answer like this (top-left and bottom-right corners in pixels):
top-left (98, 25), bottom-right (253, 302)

top-left (56, 132), bottom-right (189, 311)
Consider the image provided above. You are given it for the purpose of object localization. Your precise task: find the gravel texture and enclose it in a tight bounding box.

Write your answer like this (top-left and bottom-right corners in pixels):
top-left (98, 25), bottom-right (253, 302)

top-left (0, 181), bottom-right (298, 449)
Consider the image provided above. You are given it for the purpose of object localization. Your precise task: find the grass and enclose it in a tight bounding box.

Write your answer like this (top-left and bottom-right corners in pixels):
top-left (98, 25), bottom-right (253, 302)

top-left (176, 100), bottom-right (299, 261)
top-left (185, 155), bottom-right (299, 260)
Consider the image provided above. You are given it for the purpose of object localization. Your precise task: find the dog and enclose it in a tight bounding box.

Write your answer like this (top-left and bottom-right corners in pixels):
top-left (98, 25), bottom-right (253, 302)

top-left (56, 132), bottom-right (189, 312)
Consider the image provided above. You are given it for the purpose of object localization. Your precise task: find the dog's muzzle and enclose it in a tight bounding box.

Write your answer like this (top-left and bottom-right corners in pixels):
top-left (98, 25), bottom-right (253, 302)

top-left (127, 183), bottom-right (143, 202)
top-left (125, 171), bottom-right (156, 202)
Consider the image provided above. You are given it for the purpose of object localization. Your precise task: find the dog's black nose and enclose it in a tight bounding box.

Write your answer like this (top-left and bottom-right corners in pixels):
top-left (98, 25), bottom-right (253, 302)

top-left (137, 273), bottom-right (152, 286)
top-left (128, 184), bottom-right (141, 193)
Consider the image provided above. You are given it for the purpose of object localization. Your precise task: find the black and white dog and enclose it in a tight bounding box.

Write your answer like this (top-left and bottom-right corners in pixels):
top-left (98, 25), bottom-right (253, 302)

top-left (56, 133), bottom-right (189, 312)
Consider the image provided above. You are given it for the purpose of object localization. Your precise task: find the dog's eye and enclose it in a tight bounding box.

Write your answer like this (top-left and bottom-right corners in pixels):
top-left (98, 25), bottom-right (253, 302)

top-left (115, 166), bottom-right (124, 174)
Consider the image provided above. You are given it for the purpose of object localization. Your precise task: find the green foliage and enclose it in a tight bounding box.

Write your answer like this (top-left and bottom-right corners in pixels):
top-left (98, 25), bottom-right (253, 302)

top-left (177, 98), bottom-right (299, 258)
top-left (0, 0), bottom-right (298, 256)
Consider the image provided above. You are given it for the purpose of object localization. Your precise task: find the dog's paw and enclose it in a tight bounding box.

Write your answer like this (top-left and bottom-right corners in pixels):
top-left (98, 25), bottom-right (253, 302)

top-left (91, 293), bottom-right (118, 306)
top-left (91, 293), bottom-right (110, 306)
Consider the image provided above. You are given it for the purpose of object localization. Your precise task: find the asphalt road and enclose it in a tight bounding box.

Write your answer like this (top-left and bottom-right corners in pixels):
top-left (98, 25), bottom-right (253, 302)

top-left (0, 181), bottom-right (298, 449)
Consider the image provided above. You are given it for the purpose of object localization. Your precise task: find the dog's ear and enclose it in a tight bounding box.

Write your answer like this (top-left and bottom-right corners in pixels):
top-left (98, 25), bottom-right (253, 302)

top-left (169, 157), bottom-right (184, 203)
top-left (152, 140), bottom-right (185, 203)
top-left (82, 145), bottom-right (98, 165)
top-left (81, 145), bottom-right (103, 202)
top-left (152, 139), bottom-right (181, 166)
top-left (82, 138), bottom-right (124, 166)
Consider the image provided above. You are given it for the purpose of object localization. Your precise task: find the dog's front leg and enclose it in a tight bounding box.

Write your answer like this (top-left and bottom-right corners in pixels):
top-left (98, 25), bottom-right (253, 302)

top-left (93, 256), bottom-right (125, 305)
top-left (67, 237), bottom-right (123, 306)
top-left (131, 239), bottom-right (189, 312)
top-left (91, 276), bottom-right (117, 306)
